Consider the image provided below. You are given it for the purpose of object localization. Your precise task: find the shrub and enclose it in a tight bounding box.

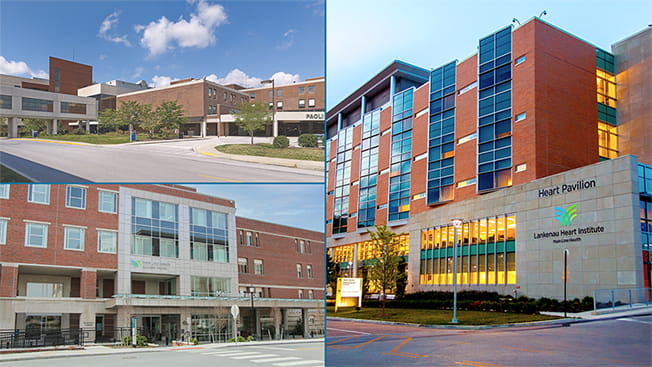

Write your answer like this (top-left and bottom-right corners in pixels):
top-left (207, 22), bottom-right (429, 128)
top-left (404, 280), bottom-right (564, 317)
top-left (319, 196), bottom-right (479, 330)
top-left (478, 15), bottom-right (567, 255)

top-left (122, 335), bottom-right (148, 346)
top-left (229, 336), bottom-right (246, 342)
top-left (72, 127), bottom-right (86, 135)
top-left (190, 337), bottom-right (199, 345)
top-left (247, 335), bottom-right (254, 342)
top-left (298, 134), bottom-right (319, 147)
top-left (273, 135), bottom-right (289, 148)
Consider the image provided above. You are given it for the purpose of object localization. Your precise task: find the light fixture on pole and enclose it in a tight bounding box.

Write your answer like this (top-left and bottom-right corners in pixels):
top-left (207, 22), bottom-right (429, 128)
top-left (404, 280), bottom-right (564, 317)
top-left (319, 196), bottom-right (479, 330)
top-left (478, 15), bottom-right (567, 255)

top-left (261, 79), bottom-right (276, 137)
top-left (247, 286), bottom-right (256, 338)
top-left (451, 218), bottom-right (464, 324)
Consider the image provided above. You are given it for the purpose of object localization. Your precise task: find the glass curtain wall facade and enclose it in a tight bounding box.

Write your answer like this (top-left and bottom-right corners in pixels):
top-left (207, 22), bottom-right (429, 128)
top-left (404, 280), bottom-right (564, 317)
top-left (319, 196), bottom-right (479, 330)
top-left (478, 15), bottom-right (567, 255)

top-left (477, 26), bottom-right (513, 191)
top-left (131, 198), bottom-right (179, 257)
top-left (427, 61), bottom-right (457, 204)
top-left (190, 208), bottom-right (229, 262)
top-left (419, 215), bottom-right (516, 285)
top-left (389, 88), bottom-right (414, 221)
top-left (333, 127), bottom-right (353, 234)
top-left (596, 49), bottom-right (618, 160)
top-left (357, 109), bottom-right (381, 228)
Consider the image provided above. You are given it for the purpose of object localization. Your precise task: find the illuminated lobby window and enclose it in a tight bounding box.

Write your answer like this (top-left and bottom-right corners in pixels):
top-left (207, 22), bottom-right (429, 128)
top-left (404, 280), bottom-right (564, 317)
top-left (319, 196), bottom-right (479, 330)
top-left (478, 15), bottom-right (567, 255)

top-left (598, 122), bottom-right (618, 159)
top-left (419, 215), bottom-right (516, 285)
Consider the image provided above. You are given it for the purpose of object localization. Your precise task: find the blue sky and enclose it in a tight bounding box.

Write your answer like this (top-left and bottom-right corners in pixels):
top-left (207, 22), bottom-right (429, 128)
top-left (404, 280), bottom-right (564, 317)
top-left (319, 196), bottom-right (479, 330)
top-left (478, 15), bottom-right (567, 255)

top-left (188, 184), bottom-right (324, 232)
top-left (327, 0), bottom-right (652, 109)
top-left (0, 0), bottom-right (324, 88)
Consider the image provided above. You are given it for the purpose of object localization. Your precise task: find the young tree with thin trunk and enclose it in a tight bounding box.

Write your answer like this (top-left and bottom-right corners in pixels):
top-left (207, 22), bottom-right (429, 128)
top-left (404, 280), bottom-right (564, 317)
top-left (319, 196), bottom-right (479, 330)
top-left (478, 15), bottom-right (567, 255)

top-left (367, 225), bottom-right (406, 316)
top-left (232, 102), bottom-right (272, 144)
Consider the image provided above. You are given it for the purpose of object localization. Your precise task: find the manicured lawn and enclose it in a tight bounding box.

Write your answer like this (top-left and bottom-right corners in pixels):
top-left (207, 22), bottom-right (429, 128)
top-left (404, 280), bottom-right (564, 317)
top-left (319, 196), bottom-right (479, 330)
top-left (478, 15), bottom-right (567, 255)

top-left (28, 133), bottom-right (145, 144)
top-left (215, 143), bottom-right (324, 161)
top-left (327, 306), bottom-right (561, 326)
top-left (0, 165), bottom-right (32, 182)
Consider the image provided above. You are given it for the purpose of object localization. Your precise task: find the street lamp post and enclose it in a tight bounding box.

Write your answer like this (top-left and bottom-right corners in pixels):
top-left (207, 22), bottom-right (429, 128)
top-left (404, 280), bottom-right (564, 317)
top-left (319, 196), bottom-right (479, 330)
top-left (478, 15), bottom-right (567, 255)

top-left (261, 79), bottom-right (276, 137)
top-left (451, 218), bottom-right (464, 324)
top-left (248, 286), bottom-right (256, 338)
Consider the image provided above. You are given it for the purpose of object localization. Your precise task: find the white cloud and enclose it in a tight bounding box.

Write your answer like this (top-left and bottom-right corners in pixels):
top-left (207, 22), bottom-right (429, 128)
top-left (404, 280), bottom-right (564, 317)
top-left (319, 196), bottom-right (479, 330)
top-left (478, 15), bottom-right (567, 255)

top-left (99, 54), bottom-right (108, 61)
top-left (277, 29), bottom-right (296, 50)
top-left (204, 69), bottom-right (301, 88)
top-left (132, 67), bottom-right (145, 79)
top-left (0, 56), bottom-right (48, 79)
top-left (98, 11), bottom-right (131, 47)
top-left (150, 75), bottom-right (180, 88)
top-left (136, 0), bottom-right (227, 58)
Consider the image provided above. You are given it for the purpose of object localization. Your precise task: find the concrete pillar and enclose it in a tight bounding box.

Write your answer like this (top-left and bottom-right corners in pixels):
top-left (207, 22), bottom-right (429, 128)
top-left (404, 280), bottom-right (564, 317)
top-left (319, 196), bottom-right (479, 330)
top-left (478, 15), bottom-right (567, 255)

top-left (80, 269), bottom-right (96, 299)
top-left (80, 305), bottom-right (96, 342)
top-left (201, 121), bottom-right (207, 137)
top-left (273, 119), bottom-right (278, 137)
top-left (254, 308), bottom-right (261, 339)
top-left (85, 120), bottom-right (90, 134)
top-left (301, 309), bottom-right (309, 338)
top-left (337, 113), bottom-right (342, 131)
top-left (361, 95), bottom-right (367, 116)
top-left (352, 243), bottom-right (359, 277)
top-left (272, 307), bottom-right (281, 340)
top-left (390, 75), bottom-right (397, 96)
top-left (7, 117), bottom-right (18, 138)
top-left (281, 308), bottom-right (288, 339)
top-left (0, 264), bottom-right (18, 297)
top-left (51, 119), bottom-right (58, 135)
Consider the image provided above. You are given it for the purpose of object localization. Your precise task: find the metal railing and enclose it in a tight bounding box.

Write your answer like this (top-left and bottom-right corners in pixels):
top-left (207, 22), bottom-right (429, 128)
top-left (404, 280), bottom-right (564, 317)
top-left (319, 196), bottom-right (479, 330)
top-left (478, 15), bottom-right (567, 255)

top-left (593, 287), bottom-right (652, 311)
top-left (0, 328), bottom-right (84, 349)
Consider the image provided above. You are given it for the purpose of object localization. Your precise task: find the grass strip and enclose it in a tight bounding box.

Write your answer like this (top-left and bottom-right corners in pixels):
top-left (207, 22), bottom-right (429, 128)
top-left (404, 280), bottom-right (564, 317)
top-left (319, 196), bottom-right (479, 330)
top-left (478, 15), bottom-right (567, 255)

top-left (215, 143), bottom-right (324, 161)
top-left (0, 164), bottom-right (32, 182)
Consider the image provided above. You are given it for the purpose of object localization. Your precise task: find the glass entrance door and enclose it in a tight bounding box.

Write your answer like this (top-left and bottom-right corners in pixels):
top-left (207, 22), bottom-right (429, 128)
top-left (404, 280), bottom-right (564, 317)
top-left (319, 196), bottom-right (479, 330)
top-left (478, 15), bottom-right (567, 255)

top-left (141, 316), bottom-right (161, 342)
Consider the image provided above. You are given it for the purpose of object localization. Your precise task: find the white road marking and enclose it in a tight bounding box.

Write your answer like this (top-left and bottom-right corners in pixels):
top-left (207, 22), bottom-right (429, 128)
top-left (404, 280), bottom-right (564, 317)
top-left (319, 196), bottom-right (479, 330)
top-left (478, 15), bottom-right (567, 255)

top-left (272, 360), bottom-right (324, 366)
top-left (231, 353), bottom-right (278, 360)
top-left (209, 351), bottom-right (261, 357)
top-left (252, 356), bottom-right (302, 363)
top-left (201, 350), bottom-right (240, 355)
top-left (249, 346), bottom-right (297, 351)
top-left (617, 318), bottom-right (652, 324)
top-left (326, 327), bottom-right (371, 335)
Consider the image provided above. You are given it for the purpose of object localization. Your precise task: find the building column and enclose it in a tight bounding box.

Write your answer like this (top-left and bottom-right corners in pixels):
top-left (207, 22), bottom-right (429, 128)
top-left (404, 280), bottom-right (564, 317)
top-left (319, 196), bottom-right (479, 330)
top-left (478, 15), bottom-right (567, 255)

top-left (51, 119), bottom-right (58, 135)
top-left (0, 264), bottom-right (18, 297)
top-left (7, 117), bottom-right (18, 138)
top-left (390, 75), bottom-right (397, 96)
top-left (272, 307), bottom-right (281, 340)
top-left (301, 308), bottom-right (309, 338)
top-left (80, 304), bottom-right (96, 342)
top-left (80, 269), bottom-right (97, 299)
top-left (254, 308), bottom-right (261, 339)
top-left (201, 121), bottom-right (207, 137)
top-left (361, 95), bottom-right (367, 116)
top-left (337, 113), bottom-right (342, 131)
top-left (281, 308), bottom-right (288, 338)
top-left (352, 243), bottom-right (359, 277)
top-left (85, 120), bottom-right (90, 134)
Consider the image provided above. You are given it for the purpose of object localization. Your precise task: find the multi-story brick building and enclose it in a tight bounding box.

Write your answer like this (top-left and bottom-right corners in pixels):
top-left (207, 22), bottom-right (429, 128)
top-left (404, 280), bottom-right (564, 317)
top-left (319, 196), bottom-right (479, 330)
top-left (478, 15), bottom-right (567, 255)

top-left (0, 184), bottom-right (323, 345)
top-left (326, 18), bottom-right (651, 301)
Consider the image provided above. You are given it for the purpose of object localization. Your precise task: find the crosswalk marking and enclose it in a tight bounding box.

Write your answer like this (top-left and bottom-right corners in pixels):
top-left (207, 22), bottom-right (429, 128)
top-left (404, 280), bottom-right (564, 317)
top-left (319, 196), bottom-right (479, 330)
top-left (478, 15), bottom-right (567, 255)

top-left (252, 356), bottom-right (301, 363)
top-left (231, 354), bottom-right (278, 360)
top-left (201, 351), bottom-right (239, 355)
top-left (206, 351), bottom-right (261, 357)
top-left (272, 360), bottom-right (324, 366)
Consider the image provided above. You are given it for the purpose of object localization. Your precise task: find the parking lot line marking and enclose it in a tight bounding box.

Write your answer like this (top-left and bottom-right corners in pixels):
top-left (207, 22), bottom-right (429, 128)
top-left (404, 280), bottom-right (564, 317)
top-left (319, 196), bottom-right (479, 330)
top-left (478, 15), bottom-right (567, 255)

top-left (433, 340), bottom-right (471, 344)
top-left (326, 327), bottom-right (371, 335)
top-left (198, 174), bottom-right (241, 182)
top-left (384, 337), bottom-right (429, 358)
top-left (272, 360), bottom-right (324, 366)
top-left (347, 335), bottom-right (388, 349)
top-left (251, 356), bottom-right (301, 363)
top-left (327, 335), bottom-right (363, 345)
top-left (385, 352), bottom-right (421, 359)
top-left (455, 361), bottom-right (507, 367)
top-left (601, 358), bottom-right (644, 365)
top-left (499, 346), bottom-right (556, 354)
top-left (231, 354), bottom-right (278, 360)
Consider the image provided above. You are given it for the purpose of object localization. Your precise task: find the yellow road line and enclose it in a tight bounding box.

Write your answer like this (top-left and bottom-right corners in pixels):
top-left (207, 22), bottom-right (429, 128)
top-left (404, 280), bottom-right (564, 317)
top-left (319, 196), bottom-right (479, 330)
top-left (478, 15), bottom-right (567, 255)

top-left (385, 336), bottom-right (429, 358)
top-left (499, 346), bottom-right (556, 354)
top-left (14, 138), bottom-right (88, 146)
top-left (433, 340), bottom-right (471, 344)
top-left (198, 174), bottom-right (241, 182)
top-left (326, 335), bottom-right (362, 345)
top-left (385, 352), bottom-right (421, 359)
top-left (348, 335), bottom-right (388, 349)
top-left (455, 360), bottom-right (508, 367)
top-left (200, 152), bottom-right (217, 156)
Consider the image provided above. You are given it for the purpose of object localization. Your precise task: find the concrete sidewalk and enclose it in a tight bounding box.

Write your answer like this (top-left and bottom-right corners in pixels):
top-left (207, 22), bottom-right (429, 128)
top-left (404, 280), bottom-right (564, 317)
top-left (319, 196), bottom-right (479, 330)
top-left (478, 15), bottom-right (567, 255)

top-left (0, 337), bottom-right (324, 363)
top-left (192, 137), bottom-right (324, 172)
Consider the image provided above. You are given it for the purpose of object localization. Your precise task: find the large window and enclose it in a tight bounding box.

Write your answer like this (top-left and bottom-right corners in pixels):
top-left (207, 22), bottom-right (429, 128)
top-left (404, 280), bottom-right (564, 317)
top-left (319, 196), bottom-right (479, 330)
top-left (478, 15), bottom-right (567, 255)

top-left (296, 264), bottom-right (303, 278)
top-left (333, 127), bottom-right (353, 234)
top-left (0, 218), bottom-right (7, 245)
top-left (98, 230), bottom-right (117, 253)
top-left (191, 276), bottom-right (230, 297)
top-left (26, 283), bottom-right (63, 297)
top-left (358, 109), bottom-right (380, 228)
top-left (131, 198), bottom-right (178, 258)
top-left (28, 184), bottom-right (50, 204)
top-left (64, 226), bottom-right (85, 251)
top-left (477, 27), bottom-right (513, 192)
top-left (254, 259), bottom-right (264, 275)
top-left (0, 95), bottom-right (11, 109)
top-left (66, 185), bottom-right (86, 209)
top-left (22, 97), bottom-right (53, 112)
top-left (389, 88), bottom-right (414, 221)
top-left (190, 208), bottom-right (229, 262)
top-left (61, 102), bottom-right (87, 114)
top-left (306, 264), bottom-right (313, 279)
top-left (98, 190), bottom-right (117, 213)
top-left (0, 184), bottom-right (9, 199)
top-left (238, 257), bottom-right (248, 273)
top-left (25, 222), bottom-right (48, 248)
top-left (598, 122), bottom-right (618, 159)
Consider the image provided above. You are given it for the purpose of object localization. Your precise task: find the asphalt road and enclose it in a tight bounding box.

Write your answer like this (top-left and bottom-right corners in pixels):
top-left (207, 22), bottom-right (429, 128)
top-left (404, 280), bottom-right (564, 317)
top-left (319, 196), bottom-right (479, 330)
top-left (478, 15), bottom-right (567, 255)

top-left (6, 341), bottom-right (324, 367)
top-left (326, 316), bottom-right (652, 367)
top-left (0, 139), bottom-right (322, 183)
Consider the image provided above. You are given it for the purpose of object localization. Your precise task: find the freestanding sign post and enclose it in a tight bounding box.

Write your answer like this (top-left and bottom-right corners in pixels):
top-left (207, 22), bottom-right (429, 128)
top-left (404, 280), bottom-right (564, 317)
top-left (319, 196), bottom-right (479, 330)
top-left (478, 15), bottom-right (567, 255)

top-left (335, 278), bottom-right (362, 312)
top-left (131, 316), bottom-right (137, 347)
top-left (230, 304), bottom-right (239, 343)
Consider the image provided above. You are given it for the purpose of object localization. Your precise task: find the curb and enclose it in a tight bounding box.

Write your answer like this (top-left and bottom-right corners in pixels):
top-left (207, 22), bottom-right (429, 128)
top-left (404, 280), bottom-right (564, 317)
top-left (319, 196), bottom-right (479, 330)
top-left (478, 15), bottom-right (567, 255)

top-left (327, 316), bottom-right (579, 330)
top-left (193, 145), bottom-right (324, 172)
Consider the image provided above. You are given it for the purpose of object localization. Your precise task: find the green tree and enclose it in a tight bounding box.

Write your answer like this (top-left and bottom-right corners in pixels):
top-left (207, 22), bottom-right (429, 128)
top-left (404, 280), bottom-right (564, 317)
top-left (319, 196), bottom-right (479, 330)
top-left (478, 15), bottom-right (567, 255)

top-left (232, 102), bottom-right (272, 144)
top-left (97, 108), bottom-right (123, 132)
top-left (118, 100), bottom-right (153, 132)
top-left (367, 225), bottom-right (405, 316)
top-left (151, 100), bottom-right (187, 138)
top-left (327, 253), bottom-right (340, 297)
top-left (22, 118), bottom-right (48, 134)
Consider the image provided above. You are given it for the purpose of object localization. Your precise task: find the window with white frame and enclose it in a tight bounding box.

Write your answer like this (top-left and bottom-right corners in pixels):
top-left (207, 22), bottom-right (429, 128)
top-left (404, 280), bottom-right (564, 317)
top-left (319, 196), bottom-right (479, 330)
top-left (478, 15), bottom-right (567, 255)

top-left (254, 259), bottom-right (263, 275)
top-left (277, 101), bottom-right (283, 110)
top-left (66, 186), bottom-right (86, 209)
top-left (246, 232), bottom-right (253, 246)
top-left (0, 184), bottom-right (9, 199)
top-left (298, 99), bottom-right (305, 108)
top-left (308, 99), bottom-right (315, 107)
top-left (98, 191), bottom-right (117, 213)
top-left (28, 184), bottom-right (50, 204)
top-left (296, 263), bottom-right (303, 278)
top-left (308, 290), bottom-right (314, 299)
top-left (306, 264), bottom-right (313, 279)
top-left (97, 230), bottom-right (117, 253)
top-left (0, 218), bottom-right (7, 245)
top-left (25, 222), bottom-right (48, 248)
top-left (238, 257), bottom-right (248, 273)
top-left (64, 226), bottom-right (85, 251)
top-left (26, 282), bottom-right (63, 297)
top-left (298, 289), bottom-right (304, 299)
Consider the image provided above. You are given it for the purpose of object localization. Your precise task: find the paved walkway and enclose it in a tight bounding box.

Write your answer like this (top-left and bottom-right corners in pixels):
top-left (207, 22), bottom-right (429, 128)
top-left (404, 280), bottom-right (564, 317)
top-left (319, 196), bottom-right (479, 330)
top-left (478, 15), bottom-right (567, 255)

top-left (0, 338), bottom-right (324, 363)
